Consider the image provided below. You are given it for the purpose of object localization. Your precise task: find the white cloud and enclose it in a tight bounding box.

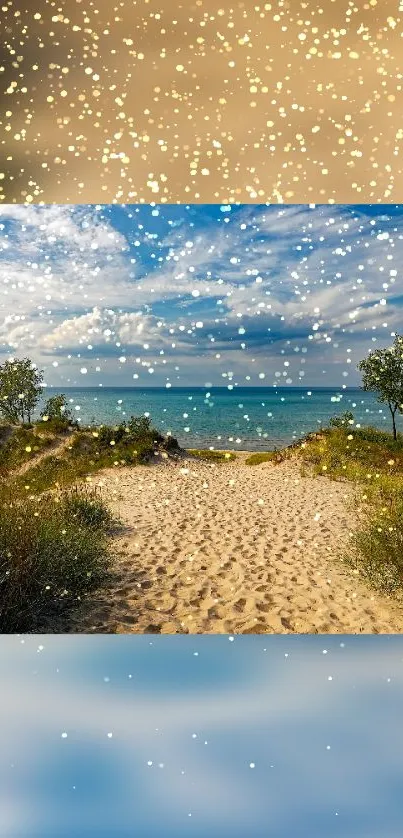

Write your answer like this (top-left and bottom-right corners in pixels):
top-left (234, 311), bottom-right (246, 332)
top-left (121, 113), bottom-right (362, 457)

top-left (0, 204), bottom-right (402, 385)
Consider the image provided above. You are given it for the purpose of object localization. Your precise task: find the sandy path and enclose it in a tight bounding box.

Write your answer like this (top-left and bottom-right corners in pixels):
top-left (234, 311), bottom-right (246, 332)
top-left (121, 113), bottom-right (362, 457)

top-left (69, 455), bottom-right (403, 634)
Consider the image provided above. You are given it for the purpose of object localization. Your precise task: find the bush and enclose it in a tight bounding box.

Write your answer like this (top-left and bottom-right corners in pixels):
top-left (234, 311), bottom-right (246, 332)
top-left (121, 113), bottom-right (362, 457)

top-left (0, 486), bottom-right (112, 632)
top-left (37, 416), bottom-right (75, 434)
top-left (329, 410), bottom-right (355, 428)
top-left (162, 435), bottom-right (180, 452)
top-left (351, 425), bottom-right (403, 451)
top-left (126, 415), bottom-right (164, 445)
top-left (298, 425), bottom-right (403, 482)
top-left (97, 424), bottom-right (126, 447)
top-left (40, 393), bottom-right (75, 427)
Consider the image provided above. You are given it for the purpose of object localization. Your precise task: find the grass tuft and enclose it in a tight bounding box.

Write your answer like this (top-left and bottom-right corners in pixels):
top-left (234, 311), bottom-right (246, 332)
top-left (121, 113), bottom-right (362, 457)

top-left (245, 451), bottom-right (282, 466)
top-left (0, 485), bottom-right (114, 632)
top-left (188, 449), bottom-right (236, 461)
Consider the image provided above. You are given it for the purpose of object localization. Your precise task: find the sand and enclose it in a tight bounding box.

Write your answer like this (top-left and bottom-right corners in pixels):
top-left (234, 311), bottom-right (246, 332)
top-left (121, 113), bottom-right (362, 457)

top-left (69, 453), bottom-right (403, 634)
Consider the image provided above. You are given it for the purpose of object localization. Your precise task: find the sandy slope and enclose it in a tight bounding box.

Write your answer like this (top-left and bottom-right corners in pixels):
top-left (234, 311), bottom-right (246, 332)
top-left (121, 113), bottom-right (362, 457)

top-left (69, 454), bottom-right (403, 634)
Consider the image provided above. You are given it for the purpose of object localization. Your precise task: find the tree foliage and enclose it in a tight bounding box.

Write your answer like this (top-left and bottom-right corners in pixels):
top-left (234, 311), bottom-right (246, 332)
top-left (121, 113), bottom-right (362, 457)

top-left (0, 358), bottom-right (43, 424)
top-left (40, 393), bottom-right (74, 424)
top-left (358, 335), bottom-right (403, 440)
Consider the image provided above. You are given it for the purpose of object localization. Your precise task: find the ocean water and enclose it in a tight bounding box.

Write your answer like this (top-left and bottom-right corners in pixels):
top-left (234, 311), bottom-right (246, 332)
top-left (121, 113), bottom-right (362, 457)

top-left (40, 387), bottom-right (399, 451)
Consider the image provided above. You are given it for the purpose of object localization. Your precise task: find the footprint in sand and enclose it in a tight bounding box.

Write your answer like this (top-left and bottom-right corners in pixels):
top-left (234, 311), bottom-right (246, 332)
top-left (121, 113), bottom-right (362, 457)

top-left (241, 624), bottom-right (269, 634)
top-left (119, 615), bottom-right (138, 626)
top-left (280, 616), bottom-right (294, 630)
top-left (233, 597), bottom-right (246, 613)
top-left (207, 606), bottom-right (226, 620)
top-left (256, 602), bottom-right (271, 613)
top-left (138, 580), bottom-right (153, 591)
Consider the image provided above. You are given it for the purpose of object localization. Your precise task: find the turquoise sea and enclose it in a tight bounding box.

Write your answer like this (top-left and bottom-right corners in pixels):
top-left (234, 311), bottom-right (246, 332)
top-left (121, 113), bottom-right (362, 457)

top-left (40, 387), bottom-right (399, 451)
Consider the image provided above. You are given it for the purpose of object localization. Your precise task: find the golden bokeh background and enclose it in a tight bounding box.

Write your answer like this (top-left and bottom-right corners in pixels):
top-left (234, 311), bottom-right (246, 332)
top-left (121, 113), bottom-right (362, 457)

top-left (1, 0), bottom-right (402, 204)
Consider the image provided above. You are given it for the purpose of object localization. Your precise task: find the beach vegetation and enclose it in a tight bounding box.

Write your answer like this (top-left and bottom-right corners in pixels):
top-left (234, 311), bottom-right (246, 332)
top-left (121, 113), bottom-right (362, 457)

top-left (298, 423), bottom-right (403, 594)
top-left (0, 424), bottom-right (55, 475)
top-left (347, 479), bottom-right (403, 594)
top-left (61, 484), bottom-right (115, 530)
top-left (188, 449), bottom-right (236, 461)
top-left (245, 451), bottom-right (282, 466)
top-left (40, 393), bottom-right (77, 432)
top-left (298, 424), bottom-right (403, 483)
top-left (0, 409), bottom-right (180, 630)
top-left (329, 410), bottom-right (354, 429)
top-left (0, 483), bottom-right (113, 632)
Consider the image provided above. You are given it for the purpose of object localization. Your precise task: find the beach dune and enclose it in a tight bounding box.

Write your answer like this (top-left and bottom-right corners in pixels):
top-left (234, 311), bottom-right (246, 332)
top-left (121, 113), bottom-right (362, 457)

top-left (70, 454), bottom-right (403, 634)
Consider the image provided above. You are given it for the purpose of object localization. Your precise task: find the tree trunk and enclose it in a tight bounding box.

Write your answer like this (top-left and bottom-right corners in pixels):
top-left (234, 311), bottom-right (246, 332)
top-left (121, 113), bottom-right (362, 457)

top-left (389, 403), bottom-right (397, 440)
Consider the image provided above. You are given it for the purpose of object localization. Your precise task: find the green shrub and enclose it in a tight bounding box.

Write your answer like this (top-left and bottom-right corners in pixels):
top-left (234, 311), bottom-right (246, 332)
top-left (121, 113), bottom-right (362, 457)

top-left (347, 484), bottom-right (403, 594)
top-left (97, 424), bottom-right (125, 446)
top-left (329, 410), bottom-right (355, 428)
top-left (37, 417), bottom-right (75, 434)
top-left (0, 486), bottom-right (112, 632)
top-left (351, 425), bottom-right (403, 451)
top-left (297, 424), bottom-right (403, 595)
top-left (40, 393), bottom-right (75, 427)
top-left (162, 435), bottom-right (180, 451)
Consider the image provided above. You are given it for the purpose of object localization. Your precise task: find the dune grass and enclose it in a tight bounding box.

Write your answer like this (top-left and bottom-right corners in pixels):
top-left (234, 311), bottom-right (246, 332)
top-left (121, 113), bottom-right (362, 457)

top-left (245, 451), bottom-right (282, 466)
top-left (188, 449), bottom-right (236, 461)
top-left (0, 415), bottom-right (179, 631)
top-left (298, 424), bottom-right (403, 595)
top-left (0, 423), bottom-right (58, 475)
top-left (0, 484), bottom-right (114, 632)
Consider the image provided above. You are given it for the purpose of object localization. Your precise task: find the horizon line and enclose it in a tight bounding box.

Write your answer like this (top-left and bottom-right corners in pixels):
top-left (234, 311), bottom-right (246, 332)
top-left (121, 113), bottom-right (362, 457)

top-left (42, 384), bottom-right (365, 390)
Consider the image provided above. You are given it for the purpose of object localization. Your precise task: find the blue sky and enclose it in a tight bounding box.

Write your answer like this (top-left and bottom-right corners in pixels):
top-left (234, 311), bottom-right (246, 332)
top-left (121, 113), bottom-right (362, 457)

top-left (2, 634), bottom-right (403, 838)
top-left (0, 203), bottom-right (402, 387)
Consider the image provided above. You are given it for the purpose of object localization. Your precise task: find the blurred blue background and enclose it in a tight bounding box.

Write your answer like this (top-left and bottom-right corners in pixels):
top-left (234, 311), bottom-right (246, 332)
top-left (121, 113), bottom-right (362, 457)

top-left (1, 634), bottom-right (403, 838)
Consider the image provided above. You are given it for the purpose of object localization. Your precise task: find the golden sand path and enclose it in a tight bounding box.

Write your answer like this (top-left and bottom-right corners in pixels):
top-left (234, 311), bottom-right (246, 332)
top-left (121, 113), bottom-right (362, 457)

top-left (68, 455), bottom-right (403, 634)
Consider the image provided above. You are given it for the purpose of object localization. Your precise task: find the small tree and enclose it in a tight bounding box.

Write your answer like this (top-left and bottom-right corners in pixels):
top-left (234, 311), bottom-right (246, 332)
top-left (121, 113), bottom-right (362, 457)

top-left (358, 335), bottom-right (403, 440)
top-left (0, 358), bottom-right (43, 424)
top-left (40, 393), bottom-right (74, 424)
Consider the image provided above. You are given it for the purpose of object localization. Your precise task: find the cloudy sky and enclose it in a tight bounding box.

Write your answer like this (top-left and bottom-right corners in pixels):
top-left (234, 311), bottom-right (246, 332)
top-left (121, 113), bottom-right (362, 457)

top-left (0, 203), bottom-right (402, 388)
top-left (2, 634), bottom-right (403, 838)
